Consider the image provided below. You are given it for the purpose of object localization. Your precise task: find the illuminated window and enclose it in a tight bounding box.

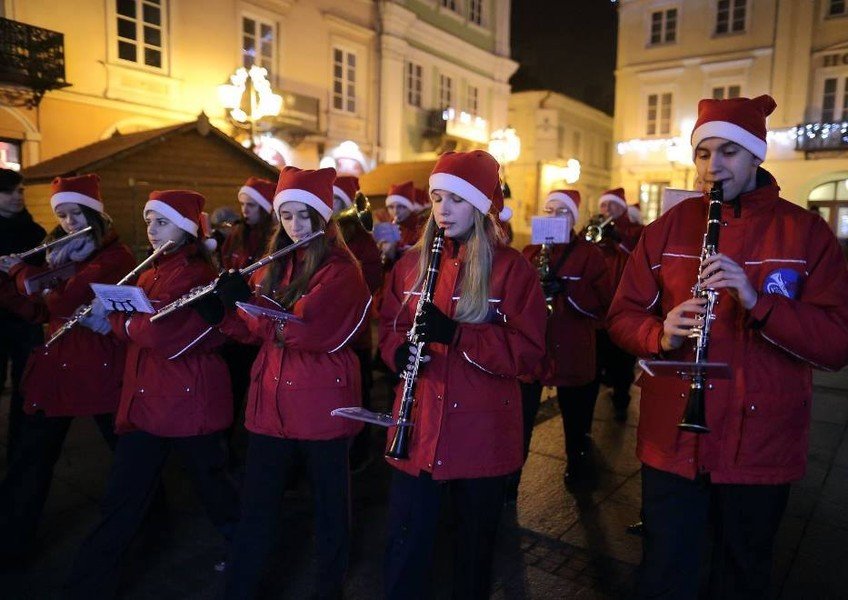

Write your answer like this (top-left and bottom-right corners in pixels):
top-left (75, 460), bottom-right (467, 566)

top-left (640, 181), bottom-right (669, 223)
top-left (646, 93), bottom-right (673, 136)
top-left (332, 47), bottom-right (357, 113)
top-left (242, 17), bottom-right (275, 79)
top-left (0, 138), bottom-right (22, 171)
top-left (650, 8), bottom-right (677, 45)
top-left (116, 0), bottom-right (166, 69)
top-left (716, 0), bottom-right (746, 35)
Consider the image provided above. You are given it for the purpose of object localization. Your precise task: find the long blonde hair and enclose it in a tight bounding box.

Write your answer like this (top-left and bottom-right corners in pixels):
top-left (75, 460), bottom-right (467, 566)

top-left (406, 210), bottom-right (503, 324)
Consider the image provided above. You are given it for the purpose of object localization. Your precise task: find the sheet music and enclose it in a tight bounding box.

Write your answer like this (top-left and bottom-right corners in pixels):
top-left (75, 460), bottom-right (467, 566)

top-left (373, 222), bottom-right (401, 243)
top-left (531, 216), bottom-right (570, 245)
top-left (24, 263), bottom-right (76, 295)
top-left (662, 188), bottom-right (701, 215)
top-left (90, 283), bottom-right (155, 313)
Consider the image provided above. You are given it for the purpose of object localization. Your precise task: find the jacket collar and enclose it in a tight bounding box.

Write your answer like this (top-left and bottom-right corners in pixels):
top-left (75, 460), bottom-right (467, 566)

top-left (719, 168), bottom-right (780, 219)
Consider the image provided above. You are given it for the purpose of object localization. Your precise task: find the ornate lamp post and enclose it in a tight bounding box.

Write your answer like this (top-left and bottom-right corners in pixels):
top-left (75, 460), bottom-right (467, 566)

top-left (488, 126), bottom-right (521, 219)
top-left (217, 65), bottom-right (283, 151)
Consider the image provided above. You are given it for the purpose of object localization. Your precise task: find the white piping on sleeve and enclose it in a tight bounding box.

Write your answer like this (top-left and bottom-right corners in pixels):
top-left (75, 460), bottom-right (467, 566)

top-left (662, 252), bottom-right (699, 260)
top-left (744, 258), bottom-right (807, 266)
top-left (168, 327), bottom-right (213, 360)
top-left (646, 291), bottom-right (660, 311)
top-left (651, 264), bottom-right (661, 271)
top-left (329, 296), bottom-right (372, 354)
top-left (461, 351), bottom-right (498, 376)
top-left (566, 296), bottom-right (598, 319)
top-left (759, 332), bottom-right (833, 372)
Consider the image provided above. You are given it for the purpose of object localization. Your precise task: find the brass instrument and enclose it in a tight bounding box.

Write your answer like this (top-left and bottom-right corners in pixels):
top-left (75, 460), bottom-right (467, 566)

top-left (678, 182), bottom-right (724, 433)
top-left (335, 191), bottom-right (373, 232)
top-left (10, 226), bottom-right (94, 260)
top-left (150, 230), bottom-right (324, 322)
top-left (537, 241), bottom-right (554, 316)
top-left (582, 215), bottom-right (614, 243)
top-left (45, 240), bottom-right (176, 348)
top-left (386, 227), bottom-right (446, 460)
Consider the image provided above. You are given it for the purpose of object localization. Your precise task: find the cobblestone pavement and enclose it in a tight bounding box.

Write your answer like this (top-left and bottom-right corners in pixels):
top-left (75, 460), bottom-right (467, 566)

top-left (1, 366), bottom-right (846, 599)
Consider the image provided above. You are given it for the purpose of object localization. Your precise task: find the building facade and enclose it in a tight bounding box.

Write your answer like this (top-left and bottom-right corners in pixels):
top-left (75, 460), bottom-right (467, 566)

top-left (0, 0), bottom-right (513, 179)
top-left (614, 0), bottom-right (848, 240)
top-left (507, 90), bottom-right (613, 237)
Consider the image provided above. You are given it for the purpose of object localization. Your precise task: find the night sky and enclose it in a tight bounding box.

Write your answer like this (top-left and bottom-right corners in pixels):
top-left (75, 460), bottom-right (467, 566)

top-left (510, 0), bottom-right (618, 115)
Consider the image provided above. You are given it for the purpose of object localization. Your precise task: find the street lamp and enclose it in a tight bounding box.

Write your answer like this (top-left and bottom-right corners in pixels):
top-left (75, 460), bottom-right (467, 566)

top-left (217, 65), bottom-right (283, 150)
top-left (489, 127), bottom-right (521, 221)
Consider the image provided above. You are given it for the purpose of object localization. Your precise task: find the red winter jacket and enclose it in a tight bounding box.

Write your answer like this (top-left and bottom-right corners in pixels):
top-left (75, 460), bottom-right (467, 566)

top-left (608, 175), bottom-right (848, 484)
top-left (110, 246), bottom-right (232, 437)
top-left (596, 215), bottom-right (643, 292)
top-left (10, 233), bottom-right (135, 417)
top-left (522, 236), bottom-right (611, 386)
top-left (344, 225), bottom-right (383, 352)
top-left (221, 223), bottom-right (269, 271)
top-left (219, 245), bottom-right (371, 440)
top-left (379, 238), bottom-right (547, 480)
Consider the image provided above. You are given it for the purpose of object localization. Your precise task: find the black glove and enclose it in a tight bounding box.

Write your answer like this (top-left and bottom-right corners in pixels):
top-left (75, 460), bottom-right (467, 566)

top-left (414, 301), bottom-right (458, 345)
top-left (394, 343), bottom-right (413, 376)
top-left (541, 278), bottom-right (567, 298)
top-left (193, 293), bottom-right (225, 325)
top-left (214, 270), bottom-right (251, 308)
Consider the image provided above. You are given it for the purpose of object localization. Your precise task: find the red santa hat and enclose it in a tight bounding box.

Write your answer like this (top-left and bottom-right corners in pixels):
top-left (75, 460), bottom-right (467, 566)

top-left (598, 187), bottom-right (627, 210)
top-left (144, 190), bottom-right (206, 238)
top-left (690, 94), bottom-right (776, 161)
top-left (429, 150), bottom-right (503, 216)
top-left (273, 166), bottom-right (336, 222)
top-left (544, 189), bottom-right (581, 222)
top-left (332, 175), bottom-right (359, 208)
top-left (386, 180), bottom-right (415, 211)
top-left (238, 177), bottom-right (275, 213)
top-left (50, 174), bottom-right (104, 214)
top-left (413, 187), bottom-right (430, 212)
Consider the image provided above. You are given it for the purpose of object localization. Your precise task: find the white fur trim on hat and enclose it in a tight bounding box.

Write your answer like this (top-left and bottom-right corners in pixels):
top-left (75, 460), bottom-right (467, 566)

top-left (332, 185), bottom-right (353, 207)
top-left (429, 172), bottom-right (492, 215)
top-left (385, 194), bottom-right (413, 210)
top-left (144, 199), bottom-right (199, 237)
top-left (691, 121), bottom-right (767, 161)
top-left (239, 186), bottom-right (272, 213)
top-left (545, 192), bottom-right (579, 222)
top-left (599, 193), bottom-right (627, 209)
top-left (273, 188), bottom-right (333, 222)
top-left (499, 206), bottom-right (513, 222)
top-left (51, 191), bottom-right (104, 214)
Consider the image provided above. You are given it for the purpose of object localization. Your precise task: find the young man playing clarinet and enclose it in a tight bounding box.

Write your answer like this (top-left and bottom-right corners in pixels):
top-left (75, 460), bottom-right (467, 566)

top-left (608, 95), bottom-right (848, 598)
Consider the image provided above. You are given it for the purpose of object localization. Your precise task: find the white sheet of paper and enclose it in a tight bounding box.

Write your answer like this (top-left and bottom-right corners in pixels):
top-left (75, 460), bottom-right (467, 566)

top-left (373, 222), bottom-right (401, 243)
top-left (662, 188), bottom-right (701, 215)
top-left (531, 216), bottom-right (570, 245)
top-left (90, 283), bottom-right (155, 314)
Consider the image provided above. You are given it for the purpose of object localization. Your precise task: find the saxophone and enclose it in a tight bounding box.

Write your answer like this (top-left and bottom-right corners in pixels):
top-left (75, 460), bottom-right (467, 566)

top-left (678, 181), bottom-right (723, 433)
top-left (537, 241), bottom-right (554, 316)
top-left (385, 227), bottom-right (446, 460)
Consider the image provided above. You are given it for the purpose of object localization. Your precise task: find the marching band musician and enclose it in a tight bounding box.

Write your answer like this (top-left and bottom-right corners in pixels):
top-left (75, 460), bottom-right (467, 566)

top-left (380, 180), bottom-right (425, 266)
top-left (204, 167), bottom-right (371, 599)
top-left (594, 186), bottom-right (643, 422)
top-left (0, 168), bottom-right (45, 465)
top-left (66, 190), bottom-right (239, 598)
top-left (379, 151), bottom-right (546, 599)
top-left (333, 175), bottom-right (383, 471)
top-left (0, 174), bottom-right (135, 563)
top-left (608, 95), bottom-right (848, 598)
top-left (510, 189), bottom-right (611, 495)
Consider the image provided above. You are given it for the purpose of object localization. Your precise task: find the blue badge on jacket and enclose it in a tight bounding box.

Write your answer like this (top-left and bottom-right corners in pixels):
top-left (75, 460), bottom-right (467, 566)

top-left (762, 268), bottom-right (802, 299)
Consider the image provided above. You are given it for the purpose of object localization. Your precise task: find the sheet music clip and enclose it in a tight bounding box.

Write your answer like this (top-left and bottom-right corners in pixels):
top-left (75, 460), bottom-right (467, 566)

top-left (639, 359), bottom-right (731, 380)
top-left (330, 407), bottom-right (396, 427)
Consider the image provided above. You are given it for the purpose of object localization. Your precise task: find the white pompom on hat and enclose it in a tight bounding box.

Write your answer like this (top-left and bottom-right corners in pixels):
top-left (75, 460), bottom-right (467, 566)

top-left (144, 189), bottom-right (206, 238)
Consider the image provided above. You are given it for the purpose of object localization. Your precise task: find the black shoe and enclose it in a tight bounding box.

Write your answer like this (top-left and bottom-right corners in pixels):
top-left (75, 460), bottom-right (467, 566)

top-left (614, 408), bottom-right (628, 422)
top-left (627, 521), bottom-right (645, 536)
top-left (564, 451), bottom-right (593, 483)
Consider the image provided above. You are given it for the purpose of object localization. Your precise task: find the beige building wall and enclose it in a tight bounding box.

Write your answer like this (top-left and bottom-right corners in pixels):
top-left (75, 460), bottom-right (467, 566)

top-left (614, 0), bottom-right (848, 225)
top-left (507, 91), bottom-right (613, 237)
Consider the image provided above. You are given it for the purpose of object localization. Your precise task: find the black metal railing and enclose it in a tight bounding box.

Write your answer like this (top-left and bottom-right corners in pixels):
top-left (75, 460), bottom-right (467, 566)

top-left (0, 17), bottom-right (70, 107)
top-left (795, 121), bottom-right (848, 153)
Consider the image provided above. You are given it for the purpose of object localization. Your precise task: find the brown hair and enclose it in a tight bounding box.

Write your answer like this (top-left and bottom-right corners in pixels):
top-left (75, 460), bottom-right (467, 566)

top-left (45, 205), bottom-right (112, 249)
top-left (227, 209), bottom-right (273, 256)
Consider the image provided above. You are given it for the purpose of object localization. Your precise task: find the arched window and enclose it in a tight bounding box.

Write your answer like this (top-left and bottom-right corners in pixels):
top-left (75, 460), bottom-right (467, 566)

top-left (808, 179), bottom-right (848, 256)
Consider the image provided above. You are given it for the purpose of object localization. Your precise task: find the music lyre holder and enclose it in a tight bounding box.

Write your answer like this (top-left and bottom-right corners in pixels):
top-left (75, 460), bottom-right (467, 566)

top-left (330, 407), bottom-right (397, 428)
top-left (639, 359), bottom-right (731, 381)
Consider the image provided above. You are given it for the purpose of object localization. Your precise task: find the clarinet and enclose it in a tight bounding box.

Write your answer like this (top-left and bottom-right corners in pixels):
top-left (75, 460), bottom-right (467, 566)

top-left (386, 227), bottom-right (446, 460)
top-left (537, 241), bottom-right (554, 316)
top-left (678, 181), bottom-right (723, 433)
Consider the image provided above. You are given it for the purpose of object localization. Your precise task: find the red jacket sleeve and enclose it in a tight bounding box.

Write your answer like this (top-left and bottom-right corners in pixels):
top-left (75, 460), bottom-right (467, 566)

top-left (607, 232), bottom-right (665, 358)
top-left (349, 231), bottom-right (383, 294)
top-left (378, 260), bottom-right (413, 372)
top-left (747, 219), bottom-right (848, 371)
top-left (0, 275), bottom-right (46, 322)
top-left (564, 245), bottom-right (611, 321)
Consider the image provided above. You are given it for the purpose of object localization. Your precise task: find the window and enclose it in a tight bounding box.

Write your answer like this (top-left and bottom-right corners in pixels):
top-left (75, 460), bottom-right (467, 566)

top-left (716, 0), bottom-right (746, 35)
top-left (572, 131), bottom-right (582, 156)
top-left (115, 0), bottom-right (166, 69)
top-left (440, 0), bottom-right (458, 12)
top-left (465, 84), bottom-right (478, 115)
top-left (469, 0), bottom-right (483, 25)
top-left (646, 92), bottom-right (673, 135)
top-left (0, 138), bottom-right (22, 171)
top-left (242, 17), bottom-right (274, 78)
top-left (821, 77), bottom-right (848, 121)
top-left (712, 85), bottom-right (741, 100)
top-left (640, 182), bottom-right (669, 223)
top-left (332, 47), bottom-right (356, 113)
top-left (828, 0), bottom-right (847, 17)
top-left (439, 74), bottom-right (453, 110)
top-left (650, 9), bottom-right (677, 45)
top-left (406, 62), bottom-right (422, 107)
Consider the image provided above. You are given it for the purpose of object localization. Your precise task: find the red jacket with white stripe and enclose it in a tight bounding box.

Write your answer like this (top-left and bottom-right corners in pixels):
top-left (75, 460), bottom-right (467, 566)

top-left (608, 173), bottom-right (848, 484)
top-left (522, 236), bottom-right (611, 386)
top-left (11, 233), bottom-right (135, 417)
top-left (596, 215), bottom-right (643, 292)
top-left (219, 245), bottom-right (370, 440)
top-left (343, 225), bottom-right (383, 352)
top-left (379, 239), bottom-right (547, 480)
top-left (221, 223), bottom-right (268, 271)
top-left (110, 246), bottom-right (232, 437)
